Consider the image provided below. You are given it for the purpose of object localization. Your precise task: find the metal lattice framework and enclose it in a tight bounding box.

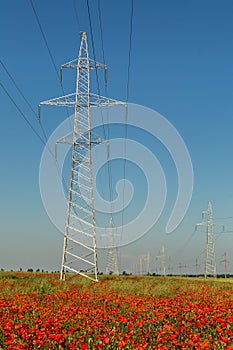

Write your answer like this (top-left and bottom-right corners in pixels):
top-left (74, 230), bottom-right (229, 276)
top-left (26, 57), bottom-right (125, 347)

top-left (139, 253), bottom-right (150, 275)
top-left (105, 217), bottom-right (120, 275)
top-left (157, 245), bottom-right (166, 276)
top-left (39, 32), bottom-right (125, 281)
top-left (196, 201), bottom-right (224, 278)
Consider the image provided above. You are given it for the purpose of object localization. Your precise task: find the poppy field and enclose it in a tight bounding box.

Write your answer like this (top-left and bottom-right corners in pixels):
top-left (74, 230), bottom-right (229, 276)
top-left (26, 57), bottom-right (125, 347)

top-left (1, 273), bottom-right (233, 349)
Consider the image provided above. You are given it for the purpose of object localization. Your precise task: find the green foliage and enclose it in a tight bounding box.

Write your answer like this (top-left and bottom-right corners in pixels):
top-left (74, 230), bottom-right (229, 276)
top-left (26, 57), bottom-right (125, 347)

top-left (1, 273), bottom-right (233, 349)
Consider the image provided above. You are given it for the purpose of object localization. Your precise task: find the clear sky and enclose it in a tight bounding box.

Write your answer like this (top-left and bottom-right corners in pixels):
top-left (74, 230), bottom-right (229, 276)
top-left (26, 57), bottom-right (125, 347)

top-left (1, 0), bottom-right (233, 274)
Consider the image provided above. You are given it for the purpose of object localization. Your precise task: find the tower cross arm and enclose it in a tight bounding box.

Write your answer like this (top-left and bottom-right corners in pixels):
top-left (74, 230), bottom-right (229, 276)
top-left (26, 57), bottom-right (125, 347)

top-left (40, 92), bottom-right (76, 107)
top-left (212, 222), bottom-right (224, 230)
top-left (61, 58), bottom-right (107, 70)
top-left (39, 92), bottom-right (126, 109)
top-left (91, 93), bottom-right (126, 107)
top-left (195, 222), bottom-right (207, 230)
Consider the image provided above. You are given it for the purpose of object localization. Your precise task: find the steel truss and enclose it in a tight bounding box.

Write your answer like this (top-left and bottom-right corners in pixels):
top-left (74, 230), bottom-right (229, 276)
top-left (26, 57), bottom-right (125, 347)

top-left (39, 32), bottom-right (125, 281)
top-left (105, 217), bottom-right (120, 275)
top-left (196, 201), bottom-right (224, 278)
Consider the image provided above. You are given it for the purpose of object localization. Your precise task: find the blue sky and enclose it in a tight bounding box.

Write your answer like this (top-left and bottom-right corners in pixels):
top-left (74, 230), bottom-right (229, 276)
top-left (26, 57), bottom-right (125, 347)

top-left (1, 0), bottom-right (233, 274)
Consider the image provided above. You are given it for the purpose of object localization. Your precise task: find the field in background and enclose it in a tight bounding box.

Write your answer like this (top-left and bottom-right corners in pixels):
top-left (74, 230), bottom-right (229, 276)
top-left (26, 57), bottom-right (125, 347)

top-left (1, 272), bottom-right (233, 349)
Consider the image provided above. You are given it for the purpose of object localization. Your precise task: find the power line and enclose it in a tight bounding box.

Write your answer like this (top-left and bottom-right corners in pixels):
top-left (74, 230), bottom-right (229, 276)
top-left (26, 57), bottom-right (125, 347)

top-left (0, 81), bottom-right (70, 227)
top-left (97, 0), bottom-right (114, 207)
top-left (98, 0), bottom-right (106, 72)
top-left (28, 0), bottom-right (77, 203)
top-left (121, 0), bottom-right (134, 230)
top-left (87, 0), bottom-right (115, 218)
top-left (29, 0), bottom-right (59, 80)
top-left (29, 0), bottom-right (71, 124)
top-left (86, 0), bottom-right (101, 95)
top-left (73, 0), bottom-right (81, 31)
top-left (126, 0), bottom-right (134, 103)
top-left (0, 58), bottom-right (48, 142)
top-left (1, 81), bottom-right (46, 146)
top-left (172, 229), bottom-right (197, 258)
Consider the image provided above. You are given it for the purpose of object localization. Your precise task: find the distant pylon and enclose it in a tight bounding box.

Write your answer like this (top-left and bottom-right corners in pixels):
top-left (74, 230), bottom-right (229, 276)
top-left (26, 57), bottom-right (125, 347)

top-left (39, 32), bottom-right (125, 281)
top-left (195, 201), bottom-right (224, 278)
top-left (105, 217), bottom-right (120, 275)
top-left (161, 245), bottom-right (166, 276)
top-left (139, 253), bottom-right (150, 275)
top-left (156, 245), bottom-right (166, 276)
top-left (220, 252), bottom-right (228, 278)
top-left (167, 256), bottom-right (173, 275)
top-left (195, 257), bottom-right (198, 277)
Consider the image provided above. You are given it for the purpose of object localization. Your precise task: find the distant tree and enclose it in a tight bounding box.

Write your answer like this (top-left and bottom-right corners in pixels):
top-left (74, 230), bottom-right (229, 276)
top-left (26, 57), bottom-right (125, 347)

top-left (36, 268), bottom-right (40, 272)
top-left (27, 268), bottom-right (33, 272)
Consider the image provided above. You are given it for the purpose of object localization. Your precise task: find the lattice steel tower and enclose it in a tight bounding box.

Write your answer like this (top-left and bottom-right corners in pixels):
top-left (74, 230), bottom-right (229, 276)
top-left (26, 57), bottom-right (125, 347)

top-left (39, 32), bottom-right (124, 281)
top-left (156, 246), bottom-right (166, 276)
top-left (105, 217), bottom-right (120, 275)
top-left (195, 201), bottom-right (224, 278)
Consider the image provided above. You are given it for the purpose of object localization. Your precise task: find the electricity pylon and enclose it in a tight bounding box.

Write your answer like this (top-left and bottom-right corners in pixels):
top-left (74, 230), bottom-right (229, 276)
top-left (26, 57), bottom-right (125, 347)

top-left (195, 257), bottom-right (199, 277)
top-left (195, 201), bottom-right (224, 278)
top-left (139, 252), bottom-right (150, 275)
top-left (220, 252), bottom-right (228, 278)
top-left (161, 245), bottom-right (166, 276)
top-left (156, 245), bottom-right (166, 276)
top-left (105, 217), bottom-right (120, 275)
top-left (167, 256), bottom-right (173, 275)
top-left (39, 32), bottom-right (125, 281)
